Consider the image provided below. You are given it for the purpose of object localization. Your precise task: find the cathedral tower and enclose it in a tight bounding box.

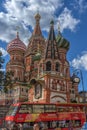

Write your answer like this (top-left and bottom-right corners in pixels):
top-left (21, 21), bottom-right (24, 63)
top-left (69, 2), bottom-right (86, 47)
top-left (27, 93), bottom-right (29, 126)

top-left (25, 12), bottom-right (45, 81)
top-left (6, 32), bottom-right (28, 103)
top-left (7, 32), bottom-right (26, 81)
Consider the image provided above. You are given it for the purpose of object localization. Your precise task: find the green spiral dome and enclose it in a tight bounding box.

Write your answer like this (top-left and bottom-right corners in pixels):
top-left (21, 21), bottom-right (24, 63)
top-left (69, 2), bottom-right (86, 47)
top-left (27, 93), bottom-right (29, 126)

top-left (56, 32), bottom-right (70, 50)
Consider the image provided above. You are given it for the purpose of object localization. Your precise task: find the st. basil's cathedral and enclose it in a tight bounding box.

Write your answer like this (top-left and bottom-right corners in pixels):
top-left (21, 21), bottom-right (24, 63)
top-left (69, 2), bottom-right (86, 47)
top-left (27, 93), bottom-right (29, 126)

top-left (3, 12), bottom-right (80, 104)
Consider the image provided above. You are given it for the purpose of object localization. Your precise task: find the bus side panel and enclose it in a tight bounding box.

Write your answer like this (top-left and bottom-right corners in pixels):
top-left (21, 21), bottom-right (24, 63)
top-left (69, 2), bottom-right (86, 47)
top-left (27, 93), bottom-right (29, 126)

top-left (15, 113), bottom-right (58, 123)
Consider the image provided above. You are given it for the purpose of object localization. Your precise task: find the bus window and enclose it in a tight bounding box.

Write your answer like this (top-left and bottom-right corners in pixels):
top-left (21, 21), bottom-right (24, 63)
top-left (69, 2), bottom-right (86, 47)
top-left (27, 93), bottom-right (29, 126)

top-left (6, 105), bottom-right (18, 116)
top-left (50, 121), bottom-right (57, 128)
top-left (19, 104), bottom-right (32, 114)
top-left (58, 120), bottom-right (66, 128)
top-left (77, 107), bottom-right (81, 112)
top-left (39, 122), bottom-right (48, 129)
top-left (69, 107), bottom-right (73, 112)
top-left (57, 107), bottom-right (65, 112)
top-left (44, 104), bottom-right (56, 112)
top-left (65, 120), bottom-right (69, 127)
top-left (74, 120), bottom-right (81, 127)
top-left (57, 106), bottom-right (74, 112)
top-left (73, 107), bottom-right (80, 112)
top-left (27, 105), bottom-right (32, 113)
top-left (33, 104), bottom-right (44, 113)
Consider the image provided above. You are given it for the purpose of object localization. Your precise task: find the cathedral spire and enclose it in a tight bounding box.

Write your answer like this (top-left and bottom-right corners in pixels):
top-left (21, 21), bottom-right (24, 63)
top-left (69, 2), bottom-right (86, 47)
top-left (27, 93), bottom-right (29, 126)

top-left (48, 20), bottom-right (56, 41)
top-left (45, 20), bottom-right (59, 59)
top-left (32, 12), bottom-right (42, 37)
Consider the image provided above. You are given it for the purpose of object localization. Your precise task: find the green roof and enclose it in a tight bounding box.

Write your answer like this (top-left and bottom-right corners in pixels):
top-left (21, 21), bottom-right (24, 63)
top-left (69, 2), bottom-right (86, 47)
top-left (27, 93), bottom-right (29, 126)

top-left (56, 33), bottom-right (70, 50)
top-left (33, 52), bottom-right (41, 61)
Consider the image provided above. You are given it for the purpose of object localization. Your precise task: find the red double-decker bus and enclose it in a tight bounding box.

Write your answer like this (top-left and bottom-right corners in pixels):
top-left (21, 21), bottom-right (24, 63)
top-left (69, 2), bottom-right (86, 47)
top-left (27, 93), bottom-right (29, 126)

top-left (5, 102), bottom-right (86, 130)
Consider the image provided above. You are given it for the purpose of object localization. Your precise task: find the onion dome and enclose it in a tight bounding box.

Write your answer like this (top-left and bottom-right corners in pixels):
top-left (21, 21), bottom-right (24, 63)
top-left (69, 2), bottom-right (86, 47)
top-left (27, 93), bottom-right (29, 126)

top-left (56, 32), bottom-right (70, 50)
top-left (56, 33), bottom-right (70, 50)
top-left (7, 32), bottom-right (26, 53)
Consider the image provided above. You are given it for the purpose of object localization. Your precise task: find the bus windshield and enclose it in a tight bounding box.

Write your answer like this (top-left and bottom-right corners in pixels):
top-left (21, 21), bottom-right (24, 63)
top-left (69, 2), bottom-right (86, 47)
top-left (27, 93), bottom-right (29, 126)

top-left (6, 105), bottom-right (18, 116)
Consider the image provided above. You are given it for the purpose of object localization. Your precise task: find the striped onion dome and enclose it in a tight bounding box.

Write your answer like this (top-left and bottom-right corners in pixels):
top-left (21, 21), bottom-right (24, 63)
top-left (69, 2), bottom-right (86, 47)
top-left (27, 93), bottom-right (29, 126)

top-left (56, 32), bottom-right (70, 51)
top-left (7, 32), bottom-right (26, 53)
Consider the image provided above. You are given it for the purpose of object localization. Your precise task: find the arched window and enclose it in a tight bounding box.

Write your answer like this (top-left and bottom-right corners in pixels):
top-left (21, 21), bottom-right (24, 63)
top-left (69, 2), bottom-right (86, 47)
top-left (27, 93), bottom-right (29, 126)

top-left (55, 62), bottom-right (60, 71)
top-left (46, 61), bottom-right (51, 71)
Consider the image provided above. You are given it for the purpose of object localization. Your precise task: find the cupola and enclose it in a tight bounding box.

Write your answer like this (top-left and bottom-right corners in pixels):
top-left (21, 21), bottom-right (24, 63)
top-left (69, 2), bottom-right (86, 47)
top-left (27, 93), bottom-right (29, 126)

top-left (56, 23), bottom-right (70, 51)
top-left (7, 32), bottom-right (26, 53)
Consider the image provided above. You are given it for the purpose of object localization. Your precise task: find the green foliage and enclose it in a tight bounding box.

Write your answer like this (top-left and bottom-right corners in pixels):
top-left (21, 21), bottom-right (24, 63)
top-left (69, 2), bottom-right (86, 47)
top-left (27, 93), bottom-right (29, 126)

top-left (3, 71), bottom-right (14, 93)
top-left (0, 51), bottom-right (15, 93)
top-left (0, 71), bottom-right (4, 86)
top-left (33, 52), bottom-right (41, 61)
top-left (0, 51), bottom-right (4, 68)
top-left (0, 51), bottom-right (4, 87)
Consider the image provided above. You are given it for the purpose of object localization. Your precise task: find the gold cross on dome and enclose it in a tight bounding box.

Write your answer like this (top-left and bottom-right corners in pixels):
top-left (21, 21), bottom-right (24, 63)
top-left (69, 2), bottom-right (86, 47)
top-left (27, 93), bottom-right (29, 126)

top-left (15, 26), bottom-right (20, 38)
top-left (37, 7), bottom-right (39, 14)
top-left (16, 26), bottom-right (20, 31)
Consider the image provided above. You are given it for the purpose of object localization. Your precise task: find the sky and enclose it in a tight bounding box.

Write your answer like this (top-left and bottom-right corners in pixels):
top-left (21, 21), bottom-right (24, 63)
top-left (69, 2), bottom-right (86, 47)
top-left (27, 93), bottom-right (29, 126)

top-left (0, 0), bottom-right (87, 91)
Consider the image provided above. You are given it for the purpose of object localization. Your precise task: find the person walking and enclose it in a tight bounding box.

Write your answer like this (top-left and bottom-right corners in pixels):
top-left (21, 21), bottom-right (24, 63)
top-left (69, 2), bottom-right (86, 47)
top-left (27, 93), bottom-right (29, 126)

top-left (12, 124), bottom-right (19, 130)
top-left (33, 123), bottom-right (40, 130)
top-left (18, 123), bottom-right (23, 130)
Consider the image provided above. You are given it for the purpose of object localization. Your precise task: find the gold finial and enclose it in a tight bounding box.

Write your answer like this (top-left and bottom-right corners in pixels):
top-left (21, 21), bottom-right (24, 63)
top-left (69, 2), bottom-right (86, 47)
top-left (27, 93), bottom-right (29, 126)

top-left (58, 20), bottom-right (60, 33)
top-left (35, 8), bottom-right (41, 23)
top-left (37, 7), bottom-right (39, 14)
top-left (16, 26), bottom-right (20, 38)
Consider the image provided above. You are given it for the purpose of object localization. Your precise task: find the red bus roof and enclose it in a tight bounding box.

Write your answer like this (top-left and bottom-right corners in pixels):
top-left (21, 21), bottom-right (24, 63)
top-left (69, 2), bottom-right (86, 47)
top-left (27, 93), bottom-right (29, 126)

top-left (12, 102), bottom-right (56, 106)
top-left (12, 102), bottom-right (87, 107)
top-left (56, 102), bottom-right (87, 107)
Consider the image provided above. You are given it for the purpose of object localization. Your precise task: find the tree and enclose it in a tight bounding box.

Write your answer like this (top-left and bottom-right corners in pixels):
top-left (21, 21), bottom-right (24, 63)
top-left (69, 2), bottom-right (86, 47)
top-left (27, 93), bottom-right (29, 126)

top-left (0, 51), bottom-right (14, 93)
top-left (4, 71), bottom-right (14, 93)
top-left (0, 51), bottom-right (4, 87)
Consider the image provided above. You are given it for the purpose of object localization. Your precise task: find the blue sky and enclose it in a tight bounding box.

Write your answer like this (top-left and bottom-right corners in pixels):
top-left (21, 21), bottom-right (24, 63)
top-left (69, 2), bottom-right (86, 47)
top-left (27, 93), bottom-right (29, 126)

top-left (0, 0), bottom-right (87, 91)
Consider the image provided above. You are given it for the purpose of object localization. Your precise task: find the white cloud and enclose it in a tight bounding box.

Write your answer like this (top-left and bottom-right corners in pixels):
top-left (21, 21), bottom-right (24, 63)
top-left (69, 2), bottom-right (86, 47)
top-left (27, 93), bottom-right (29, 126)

top-left (0, 68), bottom-right (5, 72)
top-left (57, 8), bottom-right (80, 32)
top-left (0, 47), bottom-right (8, 56)
top-left (0, 0), bottom-right (80, 45)
top-left (73, 0), bottom-right (87, 13)
top-left (71, 52), bottom-right (87, 70)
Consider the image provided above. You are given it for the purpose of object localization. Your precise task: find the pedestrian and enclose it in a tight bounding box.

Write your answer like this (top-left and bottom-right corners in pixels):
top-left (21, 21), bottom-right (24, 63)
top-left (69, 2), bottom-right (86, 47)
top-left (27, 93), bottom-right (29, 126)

top-left (18, 123), bottom-right (23, 130)
top-left (33, 123), bottom-right (40, 130)
top-left (12, 123), bottom-right (19, 130)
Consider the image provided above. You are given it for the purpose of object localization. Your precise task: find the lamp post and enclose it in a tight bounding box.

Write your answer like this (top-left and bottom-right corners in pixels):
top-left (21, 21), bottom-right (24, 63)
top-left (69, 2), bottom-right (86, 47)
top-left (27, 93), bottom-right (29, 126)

top-left (71, 69), bottom-right (85, 103)
top-left (71, 69), bottom-right (87, 129)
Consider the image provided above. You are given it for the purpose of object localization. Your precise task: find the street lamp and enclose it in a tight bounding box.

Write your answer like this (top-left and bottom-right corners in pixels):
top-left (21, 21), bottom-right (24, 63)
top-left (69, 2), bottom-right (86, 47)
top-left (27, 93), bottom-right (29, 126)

top-left (71, 69), bottom-right (85, 103)
top-left (71, 69), bottom-right (87, 129)
top-left (71, 73), bottom-right (80, 83)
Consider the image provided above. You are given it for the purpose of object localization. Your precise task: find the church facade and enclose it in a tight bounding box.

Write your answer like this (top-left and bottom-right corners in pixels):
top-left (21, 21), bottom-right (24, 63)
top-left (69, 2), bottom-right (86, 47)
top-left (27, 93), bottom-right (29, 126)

top-left (6, 13), bottom-right (80, 104)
